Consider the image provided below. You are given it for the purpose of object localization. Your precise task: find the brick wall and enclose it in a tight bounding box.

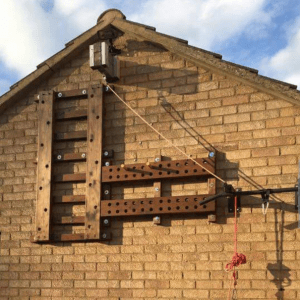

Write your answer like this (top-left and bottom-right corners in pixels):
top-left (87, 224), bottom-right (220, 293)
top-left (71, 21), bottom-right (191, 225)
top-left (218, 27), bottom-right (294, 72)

top-left (0, 34), bottom-right (299, 299)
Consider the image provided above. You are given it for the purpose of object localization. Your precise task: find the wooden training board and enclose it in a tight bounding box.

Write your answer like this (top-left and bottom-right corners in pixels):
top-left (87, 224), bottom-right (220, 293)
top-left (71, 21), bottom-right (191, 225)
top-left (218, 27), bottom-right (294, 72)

top-left (35, 91), bottom-right (54, 241)
top-left (85, 84), bottom-right (103, 240)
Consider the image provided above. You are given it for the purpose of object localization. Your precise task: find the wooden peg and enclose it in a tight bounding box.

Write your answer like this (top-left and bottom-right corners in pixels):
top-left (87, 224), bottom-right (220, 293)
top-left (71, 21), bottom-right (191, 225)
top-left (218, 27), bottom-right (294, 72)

top-left (146, 162), bottom-right (154, 169)
top-left (121, 164), bottom-right (129, 171)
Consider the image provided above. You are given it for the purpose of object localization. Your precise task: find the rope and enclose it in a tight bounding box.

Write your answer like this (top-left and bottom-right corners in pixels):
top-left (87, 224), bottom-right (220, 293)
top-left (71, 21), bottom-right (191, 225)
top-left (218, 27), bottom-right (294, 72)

top-left (104, 83), bottom-right (226, 184)
top-left (226, 196), bottom-right (247, 299)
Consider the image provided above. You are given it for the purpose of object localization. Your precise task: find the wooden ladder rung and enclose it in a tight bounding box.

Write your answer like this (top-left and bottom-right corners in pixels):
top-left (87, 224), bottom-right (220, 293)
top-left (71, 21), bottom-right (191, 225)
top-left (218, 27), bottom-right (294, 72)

top-left (55, 131), bottom-right (87, 141)
top-left (54, 173), bottom-right (86, 183)
top-left (55, 89), bottom-right (88, 99)
top-left (53, 195), bottom-right (86, 204)
top-left (56, 109), bottom-right (88, 121)
top-left (53, 216), bottom-right (85, 225)
top-left (53, 152), bottom-right (86, 162)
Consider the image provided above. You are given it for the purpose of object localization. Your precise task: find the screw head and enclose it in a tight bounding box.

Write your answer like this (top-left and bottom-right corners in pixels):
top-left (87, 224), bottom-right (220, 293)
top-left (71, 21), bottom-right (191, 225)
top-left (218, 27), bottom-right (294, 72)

top-left (82, 90), bottom-right (87, 95)
top-left (105, 86), bottom-right (110, 92)
top-left (81, 153), bottom-right (86, 158)
top-left (154, 187), bottom-right (159, 192)
top-left (57, 155), bottom-right (62, 160)
top-left (105, 161), bottom-right (110, 166)
top-left (58, 92), bottom-right (62, 98)
top-left (209, 152), bottom-right (215, 158)
top-left (104, 190), bottom-right (110, 195)
top-left (104, 151), bottom-right (109, 156)
top-left (104, 219), bottom-right (109, 225)
top-left (102, 233), bottom-right (107, 239)
top-left (154, 157), bottom-right (160, 162)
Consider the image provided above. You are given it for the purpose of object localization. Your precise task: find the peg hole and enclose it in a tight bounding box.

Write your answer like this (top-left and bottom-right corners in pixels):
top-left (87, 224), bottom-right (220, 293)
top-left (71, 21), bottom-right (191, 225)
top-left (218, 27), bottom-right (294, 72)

top-left (95, 160), bottom-right (99, 164)
top-left (203, 205), bottom-right (207, 209)
top-left (39, 186), bottom-right (43, 190)
top-left (94, 205), bottom-right (97, 209)
top-left (44, 208), bottom-right (48, 212)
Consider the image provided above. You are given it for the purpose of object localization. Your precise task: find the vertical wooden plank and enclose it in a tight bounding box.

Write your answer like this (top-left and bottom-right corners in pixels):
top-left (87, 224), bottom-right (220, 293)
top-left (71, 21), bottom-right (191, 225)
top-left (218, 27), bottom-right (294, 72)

top-left (35, 91), bottom-right (54, 242)
top-left (85, 84), bottom-right (103, 240)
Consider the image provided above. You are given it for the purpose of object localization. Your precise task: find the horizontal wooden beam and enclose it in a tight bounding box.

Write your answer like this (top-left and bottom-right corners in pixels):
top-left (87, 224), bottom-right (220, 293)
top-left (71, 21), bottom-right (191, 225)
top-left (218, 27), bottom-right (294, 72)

top-left (55, 89), bottom-right (88, 99)
top-left (53, 216), bottom-right (85, 225)
top-left (53, 152), bottom-right (86, 162)
top-left (53, 195), bottom-right (86, 204)
top-left (101, 194), bottom-right (215, 217)
top-left (55, 131), bottom-right (87, 141)
top-left (54, 173), bottom-right (86, 183)
top-left (56, 109), bottom-right (87, 121)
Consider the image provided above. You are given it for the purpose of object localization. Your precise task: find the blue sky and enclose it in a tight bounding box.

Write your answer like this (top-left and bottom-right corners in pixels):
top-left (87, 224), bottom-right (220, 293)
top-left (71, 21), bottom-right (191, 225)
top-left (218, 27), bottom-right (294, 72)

top-left (1, 0), bottom-right (300, 96)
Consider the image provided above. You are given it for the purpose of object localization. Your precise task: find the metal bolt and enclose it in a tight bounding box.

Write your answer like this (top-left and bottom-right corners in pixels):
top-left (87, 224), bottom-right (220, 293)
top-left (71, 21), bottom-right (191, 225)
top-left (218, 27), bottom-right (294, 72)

top-left (154, 157), bottom-right (160, 162)
top-left (105, 161), bottom-right (110, 166)
top-left (82, 89), bottom-right (87, 95)
top-left (154, 216), bottom-right (160, 221)
top-left (37, 95), bottom-right (40, 100)
top-left (154, 187), bottom-right (159, 192)
top-left (58, 92), bottom-right (62, 98)
top-left (209, 151), bottom-right (215, 158)
top-left (57, 155), bottom-right (62, 160)
top-left (104, 151), bottom-right (109, 156)
top-left (105, 86), bottom-right (110, 92)
top-left (104, 219), bottom-right (109, 225)
top-left (104, 190), bottom-right (110, 195)
top-left (102, 233), bottom-right (107, 239)
top-left (81, 153), bottom-right (86, 158)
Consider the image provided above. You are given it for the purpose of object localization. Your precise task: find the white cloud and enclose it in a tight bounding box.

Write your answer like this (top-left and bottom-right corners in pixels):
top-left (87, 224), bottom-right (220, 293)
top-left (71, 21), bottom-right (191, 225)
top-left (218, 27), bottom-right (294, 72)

top-left (0, 0), bottom-right (107, 79)
top-left (129, 0), bottom-right (272, 50)
top-left (260, 18), bottom-right (300, 87)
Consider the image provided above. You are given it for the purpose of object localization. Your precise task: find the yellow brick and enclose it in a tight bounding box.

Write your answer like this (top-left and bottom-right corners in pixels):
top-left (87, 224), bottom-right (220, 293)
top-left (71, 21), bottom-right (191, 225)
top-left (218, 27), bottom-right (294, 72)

top-left (266, 117), bottom-right (294, 128)
top-left (236, 85), bottom-right (257, 94)
top-left (198, 81), bottom-right (218, 91)
top-left (209, 88), bottom-right (234, 98)
top-left (183, 289), bottom-right (209, 298)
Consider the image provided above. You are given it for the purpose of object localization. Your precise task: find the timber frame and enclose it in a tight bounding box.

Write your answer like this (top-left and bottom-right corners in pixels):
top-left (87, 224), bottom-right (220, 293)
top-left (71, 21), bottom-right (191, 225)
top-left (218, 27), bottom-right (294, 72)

top-left (32, 84), bottom-right (217, 243)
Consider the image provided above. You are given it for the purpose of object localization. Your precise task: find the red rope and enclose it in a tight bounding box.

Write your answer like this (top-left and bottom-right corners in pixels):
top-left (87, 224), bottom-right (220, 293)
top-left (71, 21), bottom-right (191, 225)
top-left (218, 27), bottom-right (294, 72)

top-left (226, 196), bottom-right (247, 299)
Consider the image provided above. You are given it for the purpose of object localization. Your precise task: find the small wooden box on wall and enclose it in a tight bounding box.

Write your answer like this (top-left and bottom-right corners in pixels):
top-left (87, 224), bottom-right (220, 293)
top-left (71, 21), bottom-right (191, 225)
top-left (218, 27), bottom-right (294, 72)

top-left (89, 41), bottom-right (120, 81)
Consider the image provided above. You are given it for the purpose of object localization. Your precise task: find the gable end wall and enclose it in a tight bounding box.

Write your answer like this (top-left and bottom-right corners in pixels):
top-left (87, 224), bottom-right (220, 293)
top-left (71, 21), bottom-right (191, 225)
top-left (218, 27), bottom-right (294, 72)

top-left (0, 35), bottom-right (299, 299)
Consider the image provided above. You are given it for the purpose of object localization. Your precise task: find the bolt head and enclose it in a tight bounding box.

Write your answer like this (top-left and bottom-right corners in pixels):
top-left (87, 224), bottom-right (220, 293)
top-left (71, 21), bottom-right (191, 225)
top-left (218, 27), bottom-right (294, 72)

top-left (154, 187), bottom-right (159, 192)
top-left (104, 190), bottom-right (109, 195)
top-left (154, 157), bottom-right (160, 162)
top-left (105, 162), bottom-right (110, 166)
top-left (57, 155), bottom-right (62, 160)
top-left (81, 153), bottom-right (86, 158)
top-left (209, 152), bottom-right (215, 158)
top-left (104, 219), bottom-right (109, 225)
top-left (104, 151), bottom-right (109, 156)
top-left (82, 90), bottom-right (87, 95)
top-left (102, 233), bottom-right (107, 239)
top-left (58, 92), bottom-right (62, 98)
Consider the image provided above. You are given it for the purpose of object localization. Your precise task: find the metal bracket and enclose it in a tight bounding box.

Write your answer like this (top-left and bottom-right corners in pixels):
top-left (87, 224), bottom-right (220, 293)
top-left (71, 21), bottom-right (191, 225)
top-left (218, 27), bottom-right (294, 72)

top-left (228, 195), bottom-right (241, 213)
